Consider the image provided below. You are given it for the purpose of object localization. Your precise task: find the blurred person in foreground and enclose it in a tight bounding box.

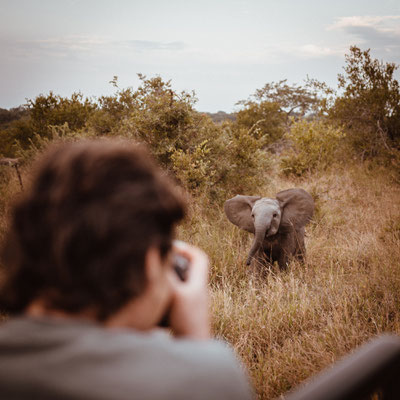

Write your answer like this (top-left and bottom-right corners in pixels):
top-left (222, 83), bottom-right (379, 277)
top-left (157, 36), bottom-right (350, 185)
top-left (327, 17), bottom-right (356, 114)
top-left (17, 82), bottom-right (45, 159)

top-left (0, 140), bottom-right (253, 400)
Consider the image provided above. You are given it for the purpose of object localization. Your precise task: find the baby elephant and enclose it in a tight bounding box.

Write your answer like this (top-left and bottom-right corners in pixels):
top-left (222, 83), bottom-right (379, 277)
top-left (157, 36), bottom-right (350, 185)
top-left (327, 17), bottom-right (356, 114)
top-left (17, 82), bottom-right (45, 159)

top-left (224, 188), bottom-right (314, 270)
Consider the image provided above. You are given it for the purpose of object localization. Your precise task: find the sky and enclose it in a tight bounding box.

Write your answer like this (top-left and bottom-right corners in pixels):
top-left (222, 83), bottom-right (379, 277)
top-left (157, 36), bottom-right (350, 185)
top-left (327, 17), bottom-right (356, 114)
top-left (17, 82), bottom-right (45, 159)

top-left (1, 0), bottom-right (400, 112)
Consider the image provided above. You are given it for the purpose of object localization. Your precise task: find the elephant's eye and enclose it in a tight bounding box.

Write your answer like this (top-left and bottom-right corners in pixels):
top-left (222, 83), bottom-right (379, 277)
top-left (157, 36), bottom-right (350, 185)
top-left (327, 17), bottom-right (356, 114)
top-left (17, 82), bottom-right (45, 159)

top-left (273, 213), bottom-right (278, 218)
top-left (251, 213), bottom-right (255, 218)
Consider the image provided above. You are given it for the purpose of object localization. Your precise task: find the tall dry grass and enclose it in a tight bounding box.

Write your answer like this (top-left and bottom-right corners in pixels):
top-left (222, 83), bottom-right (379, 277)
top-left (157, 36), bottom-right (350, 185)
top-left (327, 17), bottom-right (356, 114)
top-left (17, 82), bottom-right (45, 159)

top-left (1, 159), bottom-right (399, 399)
top-left (178, 161), bottom-right (400, 399)
top-left (0, 167), bottom-right (23, 237)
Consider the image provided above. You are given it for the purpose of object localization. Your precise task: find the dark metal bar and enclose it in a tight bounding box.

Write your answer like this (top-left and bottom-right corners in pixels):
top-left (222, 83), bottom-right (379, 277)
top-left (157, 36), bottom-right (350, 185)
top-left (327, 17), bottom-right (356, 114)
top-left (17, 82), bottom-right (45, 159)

top-left (284, 335), bottom-right (400, 400)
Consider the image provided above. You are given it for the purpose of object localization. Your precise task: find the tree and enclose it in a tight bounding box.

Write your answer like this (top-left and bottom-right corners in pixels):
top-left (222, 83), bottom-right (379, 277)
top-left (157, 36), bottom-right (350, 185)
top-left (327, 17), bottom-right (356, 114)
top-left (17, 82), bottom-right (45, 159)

top-left (0, 107), bottom-right (28, 128)
top-left (235, 101), bottom-right (286, 145)
top-left (235, 78), bottom-right (333, 146)
top-left (248, 79), bottom-right (332, 122)
top-left (111, 74), bottom-right (202, 167)
top-left (28, 92), bottom-right (96, 138)
top-left (330, 46), bottom-right (400, 156)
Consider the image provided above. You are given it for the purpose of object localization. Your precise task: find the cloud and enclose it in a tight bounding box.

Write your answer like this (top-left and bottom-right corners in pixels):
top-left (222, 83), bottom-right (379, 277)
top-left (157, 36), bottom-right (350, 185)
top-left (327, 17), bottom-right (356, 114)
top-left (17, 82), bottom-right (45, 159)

top-left (328, 15), bottom-right (400, 57)
top-left (294, 44), bottom-right (344, 58)
top-left (252, 15), bottom-right (400, 63)
top-left (329, 15), bottom-right (400, 30)
top-left (4, 36), bottom-right (185, 60)
top-left (258, 42), bottom-right (345, 61)
top-left (121, 40), bottom-right (185, 51)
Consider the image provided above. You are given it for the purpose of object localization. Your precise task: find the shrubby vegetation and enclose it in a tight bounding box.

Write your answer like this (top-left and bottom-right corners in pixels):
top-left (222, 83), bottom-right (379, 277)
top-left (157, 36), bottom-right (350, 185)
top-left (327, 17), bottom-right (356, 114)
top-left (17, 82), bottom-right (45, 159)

top-left (0, 74), bottom-right (271, 202)
top-left (235, 101), bottom-right (286, 145)
top-left (330, 46), bottom-right (400, 158)
top-left (1, 46), bottom-right (399, 181)
top-left (280, 119), bottom-right (346, 176)
top-left (1, 46), bottom-right (400, 399)
top-left (0, 106), bottom-right (28, 126)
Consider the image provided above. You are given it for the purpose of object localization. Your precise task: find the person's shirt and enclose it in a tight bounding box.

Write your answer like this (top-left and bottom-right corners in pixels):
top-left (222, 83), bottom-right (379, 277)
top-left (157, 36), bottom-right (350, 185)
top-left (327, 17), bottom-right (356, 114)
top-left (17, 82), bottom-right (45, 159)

top-left (0, 316), bottom-right (254, 400)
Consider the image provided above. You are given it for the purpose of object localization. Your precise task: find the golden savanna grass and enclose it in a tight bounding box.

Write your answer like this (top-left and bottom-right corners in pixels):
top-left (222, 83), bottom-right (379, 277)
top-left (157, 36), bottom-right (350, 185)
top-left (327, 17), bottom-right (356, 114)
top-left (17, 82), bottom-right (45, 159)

top-left (1, 160), bottom-right (400, 399)
top-left (178, 162), bottom-right (400, 399)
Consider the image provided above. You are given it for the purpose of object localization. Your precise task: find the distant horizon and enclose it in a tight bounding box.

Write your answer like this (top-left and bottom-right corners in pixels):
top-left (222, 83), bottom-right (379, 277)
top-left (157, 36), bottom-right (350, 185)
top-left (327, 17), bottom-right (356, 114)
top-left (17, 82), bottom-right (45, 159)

top-left (0, 92), bottom-right (243, 114)
top-left (1, 0), bottom-right (399, 112)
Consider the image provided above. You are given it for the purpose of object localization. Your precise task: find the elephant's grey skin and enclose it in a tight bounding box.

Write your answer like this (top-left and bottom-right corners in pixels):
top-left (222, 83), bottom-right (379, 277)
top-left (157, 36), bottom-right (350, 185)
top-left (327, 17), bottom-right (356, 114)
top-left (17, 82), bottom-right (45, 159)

top-left (224, 188), bottom-right (314, 270)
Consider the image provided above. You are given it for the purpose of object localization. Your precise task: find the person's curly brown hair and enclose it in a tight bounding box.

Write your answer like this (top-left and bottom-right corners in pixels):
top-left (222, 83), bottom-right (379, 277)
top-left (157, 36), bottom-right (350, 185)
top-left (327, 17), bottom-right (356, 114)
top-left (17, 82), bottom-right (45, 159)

top-left (0, 139), bottom-right (186, 320)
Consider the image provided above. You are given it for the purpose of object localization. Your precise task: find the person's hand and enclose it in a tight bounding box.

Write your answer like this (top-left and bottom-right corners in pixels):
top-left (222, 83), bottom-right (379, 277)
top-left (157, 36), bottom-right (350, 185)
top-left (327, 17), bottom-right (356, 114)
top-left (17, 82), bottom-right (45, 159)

top-left (167, 241), bottom-right (210, 340)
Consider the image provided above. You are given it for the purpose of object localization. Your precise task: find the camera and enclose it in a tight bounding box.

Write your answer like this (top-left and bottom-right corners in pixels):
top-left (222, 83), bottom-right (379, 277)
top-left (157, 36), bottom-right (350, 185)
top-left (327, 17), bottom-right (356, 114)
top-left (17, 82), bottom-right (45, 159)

top-left (158, 253), bottom-right (190, 327)
top-left (173, 253), bottom-right (189, 282)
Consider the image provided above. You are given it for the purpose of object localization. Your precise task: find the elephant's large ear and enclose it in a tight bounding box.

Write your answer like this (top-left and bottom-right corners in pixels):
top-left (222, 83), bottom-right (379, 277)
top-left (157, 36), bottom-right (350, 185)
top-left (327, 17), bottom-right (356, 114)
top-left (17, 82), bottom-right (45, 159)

top-left (224, 195), bottom-right (261, 233)
top-left (276, 188), bottom-right (314, 231)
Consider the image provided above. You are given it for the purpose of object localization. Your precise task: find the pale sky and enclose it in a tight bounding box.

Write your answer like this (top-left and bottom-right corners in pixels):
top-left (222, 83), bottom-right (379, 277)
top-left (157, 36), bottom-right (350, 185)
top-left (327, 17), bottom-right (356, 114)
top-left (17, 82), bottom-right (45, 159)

top-left (1, 0), bottom-right (400, 112)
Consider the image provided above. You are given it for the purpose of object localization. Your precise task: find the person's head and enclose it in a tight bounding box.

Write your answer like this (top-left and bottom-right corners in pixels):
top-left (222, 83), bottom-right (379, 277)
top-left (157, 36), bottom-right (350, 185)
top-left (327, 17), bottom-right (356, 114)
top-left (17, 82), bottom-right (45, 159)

top-left (0, 139), bottom-right (186, 323)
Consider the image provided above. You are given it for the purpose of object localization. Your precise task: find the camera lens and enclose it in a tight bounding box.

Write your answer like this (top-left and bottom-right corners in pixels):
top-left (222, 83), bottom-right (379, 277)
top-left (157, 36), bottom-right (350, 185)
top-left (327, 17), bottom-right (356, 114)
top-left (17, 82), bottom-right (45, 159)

top-left (173, 254), bottom-right (189, 281)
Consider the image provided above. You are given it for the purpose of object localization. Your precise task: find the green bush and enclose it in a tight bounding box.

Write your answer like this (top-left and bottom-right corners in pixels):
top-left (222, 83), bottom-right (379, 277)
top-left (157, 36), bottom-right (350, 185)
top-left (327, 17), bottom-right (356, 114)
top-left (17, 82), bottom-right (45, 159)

top-left (329, 46), bottom-right (400, 158)
top-left (235, 101), bottom-right (286, 145)
top-left (170, 123), bottom-right (271, 200)
top-left (0, 92), bottom-right (96, 157)
top-left (92, 75), bottom-right (272, 200)
top-left (171, 139), bottom-right (216, 192)
top-left (281, 119), bottom-right (345, 176)
top-left (28, 92), bottom-right (96, 138)
top-left (220, 125), bottom-right (271, 194)
top-left (1, 75), bottom-right (273, 203)
top-left (90, 75), bottom-right (203, 168)
top-left (0, 117), bottom-right (34, 157)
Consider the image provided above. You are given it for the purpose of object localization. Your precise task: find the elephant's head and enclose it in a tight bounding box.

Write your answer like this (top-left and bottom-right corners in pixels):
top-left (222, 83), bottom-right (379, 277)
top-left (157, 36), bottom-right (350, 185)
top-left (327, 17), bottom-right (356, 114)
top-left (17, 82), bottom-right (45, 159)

top-left (224, 188), bottom-right (314, 265)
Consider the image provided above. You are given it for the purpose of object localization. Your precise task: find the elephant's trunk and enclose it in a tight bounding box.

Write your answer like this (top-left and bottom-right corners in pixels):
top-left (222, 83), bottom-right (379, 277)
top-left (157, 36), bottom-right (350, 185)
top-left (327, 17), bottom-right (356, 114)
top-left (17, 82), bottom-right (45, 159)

top-left (246, 219), bottom-right (269, 265)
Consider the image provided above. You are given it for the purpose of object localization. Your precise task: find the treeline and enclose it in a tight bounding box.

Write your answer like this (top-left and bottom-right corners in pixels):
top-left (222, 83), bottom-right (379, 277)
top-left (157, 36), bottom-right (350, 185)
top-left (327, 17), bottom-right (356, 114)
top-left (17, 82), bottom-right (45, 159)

top-left (1, 46), bottom-right (399, 200)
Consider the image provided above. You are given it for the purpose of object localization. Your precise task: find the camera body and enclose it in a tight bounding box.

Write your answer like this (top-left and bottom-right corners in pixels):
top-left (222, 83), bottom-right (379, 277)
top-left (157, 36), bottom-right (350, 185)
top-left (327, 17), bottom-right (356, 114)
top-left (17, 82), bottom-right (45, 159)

top-left (173, 253), bottom-right (189, 281)
top-left (158, 253), bottom-right (189, 327)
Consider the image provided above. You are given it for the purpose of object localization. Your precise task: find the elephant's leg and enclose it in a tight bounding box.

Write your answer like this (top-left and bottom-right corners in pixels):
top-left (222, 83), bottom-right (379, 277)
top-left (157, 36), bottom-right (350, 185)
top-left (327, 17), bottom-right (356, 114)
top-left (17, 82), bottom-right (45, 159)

top-left (277, 252), bottom-right (289, 271)
top-left (294, 227), bottom-right (306, 262)
top-left (252, 248), bottom-right (275, 277)
top-left (260, 244), bottom-right (273, 264)
top-left (277, 233), bottom-right (297, 270)
top-left (254, 250), bottom-right (267, 266)
top-left (250, 246), bottom-right (274, 275)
